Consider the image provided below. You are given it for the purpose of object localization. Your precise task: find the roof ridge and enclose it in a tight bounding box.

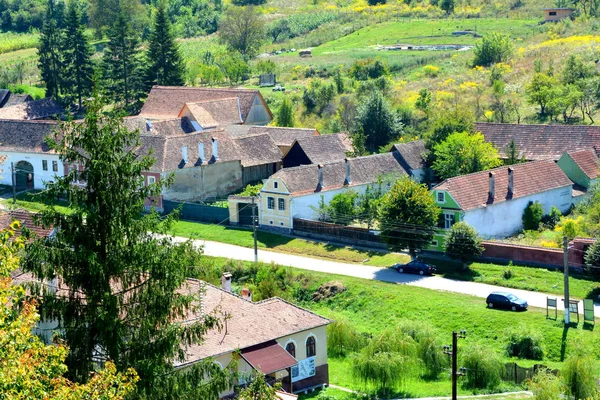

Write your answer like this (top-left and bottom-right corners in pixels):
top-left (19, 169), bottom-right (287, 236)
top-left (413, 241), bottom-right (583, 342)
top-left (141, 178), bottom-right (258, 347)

top-left (152, 86), bottom-right (258, 93)
top-left (476, 121), bottom-right (600, 129)
top-left (185, 97), bottom-right (240, 105)
top-left (438, 159), bottom-right (555, 185)
top-left (255, 296), bottom-right (333, 323)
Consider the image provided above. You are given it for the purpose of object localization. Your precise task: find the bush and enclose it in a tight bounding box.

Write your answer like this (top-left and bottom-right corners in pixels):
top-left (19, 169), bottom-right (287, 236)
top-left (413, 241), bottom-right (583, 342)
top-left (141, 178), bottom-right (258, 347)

top-left (444, 221), bottom-right (484, 267)
top-left (472, 33), bottom-right (513, 67)
top-left (397, 321), bottom-right (446, 378)
top-left (327, 319), bottom-right (365, 357)
top-left (541, 206), bottom-right (562, 230)
top-left (462, 345), bottom-right (503, 390)
top-left (522, 201), bottom-right (543, 231)
top-left (349, 58), bottom-right (390, 81)
top-left (562, 349), bottom-right (598, 399)
top-left (584, 241), bottom-right (600, 278)
top-left (528, 369), bottom-right (564, 400)
top-left (503, 268), bottom-right (514, 280)
top-left (328, 190), bottom-right (358, 225)
top-left (505, 328), bottom-right (544, 360)
top-left (422, 65), bottom-right (440, 78)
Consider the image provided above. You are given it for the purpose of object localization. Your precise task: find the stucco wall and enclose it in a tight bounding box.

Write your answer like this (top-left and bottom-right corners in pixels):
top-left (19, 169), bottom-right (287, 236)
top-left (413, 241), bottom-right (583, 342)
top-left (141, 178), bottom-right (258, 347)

top-left (1, 151), bottom-right (64, 189)
top-left (261, 177), bottom-right (293, 228)
top-left (293, 184), bottom-right (372, 221)
top-left (162, 160), bottom-right (243, 202)
top-left (463, 186), bottom-right (573, 238)
top-left (557, 154), bottom-right (590, 188)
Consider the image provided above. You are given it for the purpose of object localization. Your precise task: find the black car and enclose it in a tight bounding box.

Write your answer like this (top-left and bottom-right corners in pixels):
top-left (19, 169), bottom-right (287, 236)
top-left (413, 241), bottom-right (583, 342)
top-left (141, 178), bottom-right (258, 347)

top-left (486, 292), bottom-right (528, 311)
top-left (393, 259), bottom-right (436, 276)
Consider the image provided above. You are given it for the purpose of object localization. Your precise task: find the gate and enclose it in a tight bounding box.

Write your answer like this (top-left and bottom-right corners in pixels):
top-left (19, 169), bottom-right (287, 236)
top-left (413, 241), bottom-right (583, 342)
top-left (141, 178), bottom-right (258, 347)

top-left (238, 203), bottom-right (254, 226)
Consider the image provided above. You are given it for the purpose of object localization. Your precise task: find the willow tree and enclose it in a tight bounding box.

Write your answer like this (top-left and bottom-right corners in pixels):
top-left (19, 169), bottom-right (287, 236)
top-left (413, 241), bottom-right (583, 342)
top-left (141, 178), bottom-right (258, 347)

top-left (21, 91), bottom-right (233, 398)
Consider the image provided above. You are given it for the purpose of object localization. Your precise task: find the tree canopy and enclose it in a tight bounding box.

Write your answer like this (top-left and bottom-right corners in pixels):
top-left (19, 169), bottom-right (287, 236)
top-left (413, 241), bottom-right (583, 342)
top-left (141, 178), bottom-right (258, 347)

top-left (353, 91), bottom-right (403, 154)
top-left (379, 176), bottom-right (440, 257)
top-left (21, 92), bottom-right (233, 398)
top-left (218, 5), bottom-right (265, 60)
top-left (444, 221), bottom-right (484, 267)
top-left (432, 131), bottom-right (502, 180)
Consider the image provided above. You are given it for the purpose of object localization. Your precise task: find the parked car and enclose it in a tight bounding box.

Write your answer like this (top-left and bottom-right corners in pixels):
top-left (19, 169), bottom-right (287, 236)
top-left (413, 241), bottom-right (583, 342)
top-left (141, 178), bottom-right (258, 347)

top-left (486, 292), bottom-right (528, 311)
top-left (272, 84), bottom-right (286, 92)
top-left (393, 259), bottom-right (436, 276)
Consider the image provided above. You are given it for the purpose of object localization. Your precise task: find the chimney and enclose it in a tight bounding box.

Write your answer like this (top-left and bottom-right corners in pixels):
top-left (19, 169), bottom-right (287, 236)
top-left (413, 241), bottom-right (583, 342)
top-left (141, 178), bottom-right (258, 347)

top-left (344, 158), bottom-right (351, 185)
top-left (241, 287), bottom-right (252, 302)
top-left (198, 142), bottom-right (205, 163)
top-left (317, 164), bottom-right (323, 188)
top-left (182, 146), bottom-right (188, 163)
top-left (488, 171), bottom-right (495, 198)
top-left (212, 138), bottom-right (219, 161)
top-left (221, 272), bottom-right (232, 293)
top-left (508, 167), bottom-right (514, 196)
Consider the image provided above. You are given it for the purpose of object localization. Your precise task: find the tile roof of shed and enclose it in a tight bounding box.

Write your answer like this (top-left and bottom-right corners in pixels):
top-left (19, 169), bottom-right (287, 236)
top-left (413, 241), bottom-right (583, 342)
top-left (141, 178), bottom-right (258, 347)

top-left (390, 140), bottom-right (427, 171)
top-left (244, 126), bottom-right (319, 147)
top-left (139, 86), bottom-right (262, 121)
top-left (0, 98), bottom-right (64, 120)
top-left (567, 149), bottom-right (599, 180)
top-left (179, 282), bottom-right (330, 365)
top-left (271, 152), bottom-right (406, 195)
top-left (476, 122), bottom-right (600, 161)
top-left (0, 119), bottom-right (57, 153)
top-left (181, 98), bottom-right (243, 128)
top-left (433, 160), bottom-right (573, 211)
top-left (290, 133), bottom-right (353, 164)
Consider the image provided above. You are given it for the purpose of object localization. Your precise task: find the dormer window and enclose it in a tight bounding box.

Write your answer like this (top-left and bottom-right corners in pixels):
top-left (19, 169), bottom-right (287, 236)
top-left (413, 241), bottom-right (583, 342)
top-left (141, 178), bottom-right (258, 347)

top-left (274, 182), bottom-right (278, 189)
top-left (437, 192), bottom-right (445, 203)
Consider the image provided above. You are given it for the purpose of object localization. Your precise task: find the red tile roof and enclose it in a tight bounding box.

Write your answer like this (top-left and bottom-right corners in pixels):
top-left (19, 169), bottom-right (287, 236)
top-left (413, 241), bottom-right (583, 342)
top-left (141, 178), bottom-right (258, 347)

top-left (0, 209), bottom-right (54, 238)
top-left (241, 340), bottom-right (297, 374)
top-left (567, 149), bottom-right (599, 180)
top-left (476, 122), bottom-right (600, 161)
top-left (434, 160), bottom-right (573, 211)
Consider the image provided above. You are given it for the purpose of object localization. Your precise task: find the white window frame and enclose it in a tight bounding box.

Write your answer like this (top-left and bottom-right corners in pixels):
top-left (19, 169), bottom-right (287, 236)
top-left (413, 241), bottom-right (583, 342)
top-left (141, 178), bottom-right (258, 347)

top-left (42, 160), bottom-right (48, 171)
top-left (278, 198), bottom-right (285, 211)
top-left (267, 197), bottom-right (275, 209)
top-left (147, 176), bottom-right (156, 186)
top-left (444, 213), bottom-right (455, 229)
top-left (437, 191), bottom-right (445, 203)
top-left (52, 160), bottom-right (58, 172)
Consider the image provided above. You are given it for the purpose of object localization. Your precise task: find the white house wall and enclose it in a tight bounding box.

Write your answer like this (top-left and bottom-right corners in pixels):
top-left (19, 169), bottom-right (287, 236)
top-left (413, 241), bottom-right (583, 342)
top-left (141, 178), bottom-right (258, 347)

top-left (1, 151), bottom-right (64, 189)
top-left (293, 184), bottom-right (373, 220)
top-left (463, 186), bottom-right (573, 239)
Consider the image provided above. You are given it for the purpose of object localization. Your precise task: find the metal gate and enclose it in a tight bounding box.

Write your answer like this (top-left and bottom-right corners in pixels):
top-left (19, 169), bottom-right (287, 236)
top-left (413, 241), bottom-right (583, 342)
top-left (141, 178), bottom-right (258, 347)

top-left (238, 203), bottom-right (254, 226)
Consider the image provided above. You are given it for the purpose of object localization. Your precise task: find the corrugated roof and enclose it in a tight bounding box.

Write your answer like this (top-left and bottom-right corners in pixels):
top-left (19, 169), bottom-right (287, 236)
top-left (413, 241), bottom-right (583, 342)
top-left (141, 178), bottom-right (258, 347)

top-left (139, 86), bottom-right (262, 121)
top-left (476, 122), bottom-right (600, 161)
top-left (272, 152), bottom-right (406, 195)
top-left (434, 160), bottom-right (573, 211)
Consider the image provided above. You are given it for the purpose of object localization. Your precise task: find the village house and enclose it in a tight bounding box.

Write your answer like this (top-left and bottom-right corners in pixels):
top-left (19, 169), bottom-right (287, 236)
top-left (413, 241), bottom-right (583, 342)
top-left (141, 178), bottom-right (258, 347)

top-left (139, 86), bottom-right (273, 125)
top-left (430, 160), bottom-right (575, 247)
top-left (388, 139), bottom-right (429, 183)
top-left (0, 120), bottom-right (63, 190)
top-left (542, 7), bottom-right (574, 22)
top-left (282, 133), bottom-right (354, 168)
top-left (259, 153), bottom-right (407, 230)
top-left (557, 149), bottom-right (600, 190)
top-left (476, 122), bottom-right (600, 161)
top-left (179, 276), bottom-right (331, 397)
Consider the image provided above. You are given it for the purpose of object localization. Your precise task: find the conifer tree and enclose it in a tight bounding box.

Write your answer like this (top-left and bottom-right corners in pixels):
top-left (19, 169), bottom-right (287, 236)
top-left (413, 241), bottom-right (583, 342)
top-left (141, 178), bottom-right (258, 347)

top-left (102, 13), bottom-right (144, 112)
top-left (38, 0), bottom-right (64, 99)
top-left (145, 3), bottom-right (186, 89)
top-left (22, 91), bottom-right (234, 398)
top-left (62, 0), bottom-right (94, 108)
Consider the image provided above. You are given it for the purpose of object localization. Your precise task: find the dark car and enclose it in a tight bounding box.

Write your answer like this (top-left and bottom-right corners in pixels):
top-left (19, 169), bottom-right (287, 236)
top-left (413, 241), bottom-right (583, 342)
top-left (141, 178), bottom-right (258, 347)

top-left (486, 291), bottom-right (528, 311)
top-left (393, 259), bottom-right (436, 276)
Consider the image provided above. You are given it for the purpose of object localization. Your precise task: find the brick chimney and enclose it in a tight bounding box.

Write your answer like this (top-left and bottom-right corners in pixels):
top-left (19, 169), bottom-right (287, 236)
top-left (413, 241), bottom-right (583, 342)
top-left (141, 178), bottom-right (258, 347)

top-left (241, 287), bottom-right (252, 302)
top-left (488, 171), bottom-right (495, 199)
top-left (508, 167), bottom-right (514, 196)
top-left (221, 272), bottom-right (232, 293)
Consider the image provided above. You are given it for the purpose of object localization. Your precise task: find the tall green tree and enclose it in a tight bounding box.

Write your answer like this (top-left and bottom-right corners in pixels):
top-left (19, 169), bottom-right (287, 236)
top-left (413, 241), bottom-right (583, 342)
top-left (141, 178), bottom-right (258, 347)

top-left (526, 73), bottom-right (558, 116)
top-left (472, 32), bottom-right (513, 67)
top-left (444, 221), bottom-right (484, 268)
top-left (379, 176), bottom-right (440, 258)
top-left (275, 97), bottom-right (295, 127)
top-left (353, 91), bottom-right (403, 153)
top-left (61, 0), bottom-right (94, 108)
top-left (38, 0), bottom-right (64, 99)
top-left (102, 13), bottom-right (144, 112)
top-left (21, 92), bottom-right (233, 398)
top-left (432, 132), bottom-right (502, 180)
top-left (218, 5), bottom-right (265, 60)
top-left (145, 3), bottom-right (186, 89)
top-left (504, 139), bottom-right (525, 165)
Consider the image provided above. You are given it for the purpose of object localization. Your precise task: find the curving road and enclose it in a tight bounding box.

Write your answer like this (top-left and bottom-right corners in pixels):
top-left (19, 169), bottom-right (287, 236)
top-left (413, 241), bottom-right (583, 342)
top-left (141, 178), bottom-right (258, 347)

top-left (169, 235), bottom-right (600, 316)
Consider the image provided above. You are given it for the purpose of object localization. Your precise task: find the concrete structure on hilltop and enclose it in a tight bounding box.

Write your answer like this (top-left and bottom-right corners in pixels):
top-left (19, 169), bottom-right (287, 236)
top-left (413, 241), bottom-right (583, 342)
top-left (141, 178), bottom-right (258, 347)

top-left (430, 161), bottom-right (575, 246)
top-left (259, 153), bottom-right (407, 230)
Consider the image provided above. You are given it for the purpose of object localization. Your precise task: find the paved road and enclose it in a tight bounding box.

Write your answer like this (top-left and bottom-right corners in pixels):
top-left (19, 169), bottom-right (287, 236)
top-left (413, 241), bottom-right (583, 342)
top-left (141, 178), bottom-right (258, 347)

top-left (170, 235), bottom-right (599, 316)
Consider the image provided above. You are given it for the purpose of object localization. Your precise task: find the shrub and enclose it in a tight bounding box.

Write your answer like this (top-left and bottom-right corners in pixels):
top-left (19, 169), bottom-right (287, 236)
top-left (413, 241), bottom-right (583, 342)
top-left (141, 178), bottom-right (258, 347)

top-left (503, 268), bottom-right (514, 280)
top-left (397, 321), bottom-right (446, 378)
top-left (462, 345), bottom-right (503, 390)
top-left (328, 190), bottom-right (358, 225)
top-left (528, 369), bottom-right (563, 400)
top-left (584, 241), bottom-right (600, 278)
top-left (327, 319), bottom-right (365, 357)
top-left (444, 221), bottom-right (484, 267)
top-left (562, 349), bottom-right (598, 399)
top-left (522, 201), bottom-right (543, 231)
top-left (541, 206), bottom-right (562, 229)
top-left (505, 328), bottom-right (544, 360)
top-left (472, 33), bottom-right (513, 67)
top-left (349, 58), bottom-right (390, 81)
top-left (422, 65), bottom-right (440, 78)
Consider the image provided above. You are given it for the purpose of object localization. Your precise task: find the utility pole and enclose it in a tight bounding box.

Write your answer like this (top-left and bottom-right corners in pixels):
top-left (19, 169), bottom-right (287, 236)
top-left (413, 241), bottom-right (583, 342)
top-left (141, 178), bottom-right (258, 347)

top-left (444, 330), bottom-right (467, 400)
top-left (564, 236), bottom-right (570, 325)
top-left (11, 162), bottom-right (16, 204)
top-left (251, 197), bottom-right (258, 263)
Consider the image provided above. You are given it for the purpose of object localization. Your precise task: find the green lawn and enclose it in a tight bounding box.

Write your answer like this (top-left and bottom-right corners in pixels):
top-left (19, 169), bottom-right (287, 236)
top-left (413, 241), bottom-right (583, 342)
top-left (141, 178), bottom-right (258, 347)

top-left (170, 220), bottom-right (407, 267)
top-left (1, 191), bottom-right (72, 215)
